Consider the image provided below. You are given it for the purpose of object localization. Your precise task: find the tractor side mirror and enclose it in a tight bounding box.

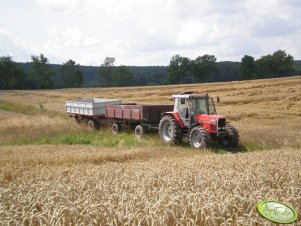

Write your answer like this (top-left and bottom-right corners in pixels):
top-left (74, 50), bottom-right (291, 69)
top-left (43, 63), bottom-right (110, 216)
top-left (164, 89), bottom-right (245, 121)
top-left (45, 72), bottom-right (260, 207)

top-left (217, 97), bottom-right (220, 104)
top-left (185, 108), bottom-right (189, 118)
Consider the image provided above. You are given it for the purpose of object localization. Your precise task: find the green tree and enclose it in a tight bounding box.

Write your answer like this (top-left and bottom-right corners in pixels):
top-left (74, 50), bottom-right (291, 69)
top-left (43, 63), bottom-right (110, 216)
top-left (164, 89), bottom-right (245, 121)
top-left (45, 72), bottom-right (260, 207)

top-left (97, 58), bottom-right (134, 87)
top-left (166, 55), bottom-right (191, 84)
top-left (97, 57), bottom-right (115, 86)
top-left (0, 56), bottom-right (26, 89)
top-left (191, 54), bottom-right (217, 82)
top-left (112, 65), bottom-right (133, 87)
top-left (60, 59), bottom-right (83, 88)
top-left (271, 50), bottom-right (295, 76)
top-left (255, 50), bottom-right (295, 78)
top-left (240, 55), bottom-right (255, 80)
top-left (255, 54), bottom-right (274, 78)
top-left (29, 54), bottom-right (56, 89)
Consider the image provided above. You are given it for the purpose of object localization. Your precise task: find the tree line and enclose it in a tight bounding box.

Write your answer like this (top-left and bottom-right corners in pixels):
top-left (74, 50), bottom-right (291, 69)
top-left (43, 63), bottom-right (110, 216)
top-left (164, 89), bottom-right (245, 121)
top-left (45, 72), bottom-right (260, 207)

top-left (240, 50), bottom-right (296, 79)
top-left (0, 54), bottom-right (134, 89)
top-left (0, 50), bottom-right (300, 90)
top-left (97, 57), bottom-right (134, 87)
top-left (166, 50), bottom-right (297, 84)
top-left (0, 54), bottom-right (84, 89)
top-left (165, 54), bottom-right (217, 84)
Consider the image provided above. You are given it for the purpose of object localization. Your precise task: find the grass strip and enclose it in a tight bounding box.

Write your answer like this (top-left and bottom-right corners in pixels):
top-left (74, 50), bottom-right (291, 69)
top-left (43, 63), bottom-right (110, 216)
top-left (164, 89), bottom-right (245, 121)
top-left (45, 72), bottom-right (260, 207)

top-left (0, 100), bottom-right (64, 118)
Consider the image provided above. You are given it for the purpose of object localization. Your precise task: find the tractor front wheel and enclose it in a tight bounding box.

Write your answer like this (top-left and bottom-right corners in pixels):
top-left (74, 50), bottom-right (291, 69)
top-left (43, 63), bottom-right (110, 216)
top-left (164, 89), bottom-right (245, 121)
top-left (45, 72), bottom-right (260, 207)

top-left (159, 115), bottom-right (182, 145)
top-left (219, 124), bottom-right (239, 147)
top-left (189, 126), bottom-right (210, 149)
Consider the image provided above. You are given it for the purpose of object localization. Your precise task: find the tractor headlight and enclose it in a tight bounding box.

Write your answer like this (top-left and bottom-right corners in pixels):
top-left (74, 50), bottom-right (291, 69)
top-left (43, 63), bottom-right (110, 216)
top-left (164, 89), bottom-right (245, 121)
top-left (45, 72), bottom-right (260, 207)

top-left (210, 125), bottom-right (216, 131)
top-left (209, 120), bottom-right (217, 131)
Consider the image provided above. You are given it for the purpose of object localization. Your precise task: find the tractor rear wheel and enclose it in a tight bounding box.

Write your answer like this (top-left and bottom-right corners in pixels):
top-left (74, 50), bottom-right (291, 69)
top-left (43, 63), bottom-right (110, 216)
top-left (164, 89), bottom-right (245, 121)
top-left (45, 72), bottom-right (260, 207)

top-left (189, 126), bottom-right (210, 149)
top-left (135, 125), bottom-right (145, 138)
top-left (219, 124), bottom-right (239, 147)
top-left (159, 115), bottom-right (181, 145)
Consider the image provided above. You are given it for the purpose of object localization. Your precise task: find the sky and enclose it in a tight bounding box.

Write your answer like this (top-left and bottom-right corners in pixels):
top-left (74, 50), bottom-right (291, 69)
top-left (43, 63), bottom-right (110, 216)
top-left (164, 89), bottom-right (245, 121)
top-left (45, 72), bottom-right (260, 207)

top-left (0, 0), bottom-right (301, 66)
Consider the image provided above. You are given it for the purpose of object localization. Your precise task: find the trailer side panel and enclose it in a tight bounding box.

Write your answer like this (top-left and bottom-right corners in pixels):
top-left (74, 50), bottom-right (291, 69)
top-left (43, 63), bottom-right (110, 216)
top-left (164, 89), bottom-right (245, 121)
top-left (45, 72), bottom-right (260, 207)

top-left (65, 98), bottom-right (121, 116)
top-left (105, 104), bottom-right (173, 122)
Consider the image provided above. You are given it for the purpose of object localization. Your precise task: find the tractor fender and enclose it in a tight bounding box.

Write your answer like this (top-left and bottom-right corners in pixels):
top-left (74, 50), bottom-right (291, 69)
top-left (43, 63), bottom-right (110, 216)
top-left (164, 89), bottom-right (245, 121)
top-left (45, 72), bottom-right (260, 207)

top-left (160, 112), bottom-right (185, 128)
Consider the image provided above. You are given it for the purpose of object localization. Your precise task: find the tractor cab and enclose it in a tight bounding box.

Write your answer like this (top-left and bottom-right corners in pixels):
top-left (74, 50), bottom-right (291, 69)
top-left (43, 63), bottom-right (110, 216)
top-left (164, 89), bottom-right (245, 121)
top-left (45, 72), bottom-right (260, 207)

top-left (172, 92), bottom-right (217, 127)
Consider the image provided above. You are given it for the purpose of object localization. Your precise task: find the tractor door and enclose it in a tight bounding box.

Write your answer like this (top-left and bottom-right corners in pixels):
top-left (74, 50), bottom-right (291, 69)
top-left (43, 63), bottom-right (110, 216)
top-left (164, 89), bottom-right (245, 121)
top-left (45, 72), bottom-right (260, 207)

top-left (174, 98), bottom-right (190, 127)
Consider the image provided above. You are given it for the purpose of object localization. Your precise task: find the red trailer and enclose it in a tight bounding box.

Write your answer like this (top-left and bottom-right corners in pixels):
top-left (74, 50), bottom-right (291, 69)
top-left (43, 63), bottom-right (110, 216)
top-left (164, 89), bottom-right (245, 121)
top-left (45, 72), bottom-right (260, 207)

top-left (105, 103), bottom-right (173, 136)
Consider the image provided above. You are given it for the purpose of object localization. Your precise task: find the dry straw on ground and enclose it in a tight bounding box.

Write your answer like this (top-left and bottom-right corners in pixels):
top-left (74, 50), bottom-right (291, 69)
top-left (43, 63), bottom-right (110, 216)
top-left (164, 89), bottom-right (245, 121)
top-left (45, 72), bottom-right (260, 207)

top-left (0, 146), bottom-right (300, 225)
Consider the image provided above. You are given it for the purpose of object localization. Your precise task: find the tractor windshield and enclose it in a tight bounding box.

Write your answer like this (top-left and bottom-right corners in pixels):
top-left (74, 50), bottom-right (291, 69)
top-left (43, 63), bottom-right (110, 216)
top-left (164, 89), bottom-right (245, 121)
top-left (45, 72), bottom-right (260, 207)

top-left (190, 98), bottom-right (217, 115)
top-left (190, 98), bottom-right (208, 114)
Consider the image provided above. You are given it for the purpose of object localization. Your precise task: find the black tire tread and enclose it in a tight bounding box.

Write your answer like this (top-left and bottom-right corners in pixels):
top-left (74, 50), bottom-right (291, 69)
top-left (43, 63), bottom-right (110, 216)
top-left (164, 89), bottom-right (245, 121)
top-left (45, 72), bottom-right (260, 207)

top-left (159, 115), bottom-right (182, 144)
top-left (188, 126), bottom-right (210, 149)
top-left (224, 124), bottom-right (239, 147)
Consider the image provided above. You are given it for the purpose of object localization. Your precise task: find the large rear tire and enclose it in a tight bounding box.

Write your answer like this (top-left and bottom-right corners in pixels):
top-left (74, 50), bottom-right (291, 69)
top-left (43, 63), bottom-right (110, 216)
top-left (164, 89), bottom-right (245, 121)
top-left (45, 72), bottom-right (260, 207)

top-left (219, 124), bottom-right (239, 147)
top-left (189, 126), bottom-right (210, 149)
top-left (159, 115), bottom-right (182, 145)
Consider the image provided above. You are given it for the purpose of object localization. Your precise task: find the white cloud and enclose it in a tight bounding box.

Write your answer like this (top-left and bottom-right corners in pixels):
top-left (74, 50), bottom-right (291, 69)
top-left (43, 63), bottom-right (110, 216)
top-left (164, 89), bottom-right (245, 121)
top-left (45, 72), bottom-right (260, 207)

top-left (40, 27), bottom-right (102, 64)
top-left (218, 36), bottom-right (261, 59)
top-left (176, 20), bottom-right (243, 47)
top-left (50, 27), bottom-right (100, 48)
top-left (251, 16), bottom-right (296, 37)
top-left (0, 28), bottom-right (34, 60)
top-left (35, 0), bottom-right (82, 13)
top-left (177, 21), bottom-right (209, 46)
top-left (0, 0), bottom-right (301, 65)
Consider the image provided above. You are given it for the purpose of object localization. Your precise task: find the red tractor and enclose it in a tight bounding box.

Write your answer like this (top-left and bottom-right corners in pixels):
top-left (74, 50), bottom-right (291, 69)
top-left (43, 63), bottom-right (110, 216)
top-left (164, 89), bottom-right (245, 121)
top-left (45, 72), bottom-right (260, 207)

top-left (159, 92), bottom-right (239, 149)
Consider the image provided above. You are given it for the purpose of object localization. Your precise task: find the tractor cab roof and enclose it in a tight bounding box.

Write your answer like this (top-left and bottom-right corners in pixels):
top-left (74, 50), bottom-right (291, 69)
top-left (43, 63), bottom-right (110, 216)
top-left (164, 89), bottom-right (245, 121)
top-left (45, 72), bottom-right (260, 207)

top-left (172, 91), bottom-right (209, 99)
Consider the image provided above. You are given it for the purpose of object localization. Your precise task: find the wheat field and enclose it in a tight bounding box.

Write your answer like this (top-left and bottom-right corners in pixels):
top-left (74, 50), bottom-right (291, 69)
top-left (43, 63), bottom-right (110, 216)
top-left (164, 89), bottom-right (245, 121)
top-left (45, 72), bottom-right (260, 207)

top-left (0, 76), bottom-right (301, 225)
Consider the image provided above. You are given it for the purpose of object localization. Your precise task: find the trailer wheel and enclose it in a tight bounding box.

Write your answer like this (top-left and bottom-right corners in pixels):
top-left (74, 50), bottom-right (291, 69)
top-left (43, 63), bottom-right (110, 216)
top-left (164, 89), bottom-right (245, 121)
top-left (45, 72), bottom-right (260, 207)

top-left (87, 119), bottom-right (99, 130)
top-left (74, 116), bottom-right (80, 123)
top-left (189, 126), bottom-right (210, 149)
top-left (135, 125), bottom-right (145, 138)
top-left (219, 124), bottom-right (239, 147)
top-left (159, 115), bottom-right (181, 145)
top-left (112, 123), bottom-right (121, 134)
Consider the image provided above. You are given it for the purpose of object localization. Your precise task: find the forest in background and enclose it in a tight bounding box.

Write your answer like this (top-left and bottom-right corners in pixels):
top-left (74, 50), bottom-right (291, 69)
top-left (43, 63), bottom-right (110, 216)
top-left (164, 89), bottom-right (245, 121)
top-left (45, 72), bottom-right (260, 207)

top-left (1, 50), bottom-right (301, 89)
top-left (18, 60), bottom-right (301, 87)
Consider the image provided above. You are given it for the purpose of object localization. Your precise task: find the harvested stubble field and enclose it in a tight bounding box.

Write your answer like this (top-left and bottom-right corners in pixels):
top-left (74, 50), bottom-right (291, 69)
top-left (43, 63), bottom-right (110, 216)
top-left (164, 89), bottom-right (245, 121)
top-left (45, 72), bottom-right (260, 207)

top-left (0, 76), bottom-right (301, 225)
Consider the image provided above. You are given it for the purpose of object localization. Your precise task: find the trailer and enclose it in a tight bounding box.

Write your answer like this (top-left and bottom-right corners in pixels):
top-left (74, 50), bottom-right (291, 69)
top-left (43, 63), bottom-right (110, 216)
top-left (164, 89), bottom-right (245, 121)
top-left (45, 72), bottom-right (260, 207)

top-left (65, 98), bottom-right (173, 137)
